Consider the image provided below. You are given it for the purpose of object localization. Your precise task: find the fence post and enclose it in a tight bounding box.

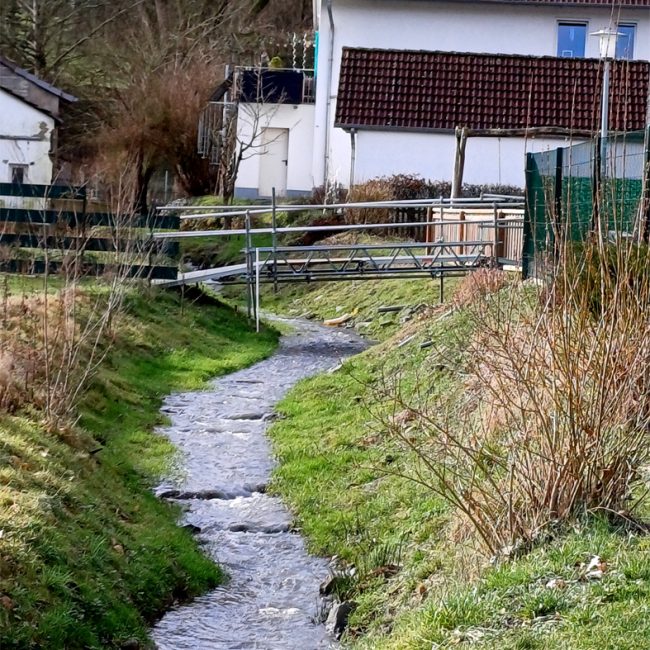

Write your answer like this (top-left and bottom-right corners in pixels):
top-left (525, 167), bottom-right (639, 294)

top-left (459, 210), bottom-right (466, 255)
top-left (245, 209), bottom-right (253, 321)
top-left (255, 247), bottom-right (261, 333)
top-left (492, 202), bottom-right (500, 266)
top-left (592, 136), bottom-right (601, 233)
top-left (522, 152), bottom-right (535, 279)
top-left (271, 186), bottom-right (278, 293)
top-left (642, 125), bottom-right (650, 242)
top-left (553, 146), bottom-right (563, 242)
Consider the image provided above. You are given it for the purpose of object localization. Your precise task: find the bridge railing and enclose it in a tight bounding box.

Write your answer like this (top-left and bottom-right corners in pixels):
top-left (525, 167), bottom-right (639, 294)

top-left (155, 195), bottom-right (525, 270)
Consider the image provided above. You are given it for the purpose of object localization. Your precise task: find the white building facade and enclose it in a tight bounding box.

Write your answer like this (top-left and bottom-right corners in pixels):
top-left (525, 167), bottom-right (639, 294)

top-left (0, 87), bottom-right (55, 187)
top-left (231, 0), bottom-right (650, 197)
top-left (313, 0), bottom-right (650, 190)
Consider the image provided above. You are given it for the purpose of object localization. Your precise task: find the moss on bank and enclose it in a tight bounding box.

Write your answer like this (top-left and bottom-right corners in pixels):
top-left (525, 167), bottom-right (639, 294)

top-left (264, 278), bottom-right (650, 649)
top-left (0, 285), bottom-right (279, 649)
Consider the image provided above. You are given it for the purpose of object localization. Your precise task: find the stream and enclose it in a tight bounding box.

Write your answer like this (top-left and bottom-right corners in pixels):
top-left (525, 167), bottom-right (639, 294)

top-left (151, 318), bottom-right (366, 650)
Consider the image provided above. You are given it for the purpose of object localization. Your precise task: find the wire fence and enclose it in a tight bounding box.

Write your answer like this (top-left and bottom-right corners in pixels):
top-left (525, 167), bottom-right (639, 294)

top-left (524, 128), bottom-right (650, 277)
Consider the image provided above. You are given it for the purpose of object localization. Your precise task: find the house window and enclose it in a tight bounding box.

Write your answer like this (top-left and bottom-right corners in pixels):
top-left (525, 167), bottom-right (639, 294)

top-left (10, 164), bottom-right (28, 184)
top-left (616, 24), bottom-right (635, 60)
top-left (557, 22), bottom-right (587, 57)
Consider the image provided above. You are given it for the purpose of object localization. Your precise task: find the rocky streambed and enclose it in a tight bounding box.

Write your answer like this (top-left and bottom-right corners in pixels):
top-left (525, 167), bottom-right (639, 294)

top-left (151, 319), bottom-right (366, 650)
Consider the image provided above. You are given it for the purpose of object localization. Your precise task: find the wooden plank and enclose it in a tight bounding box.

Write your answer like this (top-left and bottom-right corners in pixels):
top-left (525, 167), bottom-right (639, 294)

top-left (0, 259), bottom-right (178, 280)
top-left (0, 208), bottom-right (180, 229)
top-left (0, 183), bottom-right (85, 199)
top-left (0, 233), bottom-right (179, 256)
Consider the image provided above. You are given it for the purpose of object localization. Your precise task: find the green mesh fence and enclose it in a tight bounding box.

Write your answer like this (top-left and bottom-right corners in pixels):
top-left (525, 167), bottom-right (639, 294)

top-left (523, 128), bottom-right (649, 278)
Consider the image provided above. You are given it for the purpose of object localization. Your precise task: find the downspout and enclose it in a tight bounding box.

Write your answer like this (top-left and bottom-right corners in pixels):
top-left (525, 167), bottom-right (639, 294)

top-left (323, 0), bottom-right (335, 186)
top-left (349, 128), bottom-right (356, 188)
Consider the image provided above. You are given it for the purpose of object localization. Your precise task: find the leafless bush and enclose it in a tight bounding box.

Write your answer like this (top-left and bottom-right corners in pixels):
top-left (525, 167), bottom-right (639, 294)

top-left (0, 164), bottom-right (151, 428)
top-left (452, 268), bottom-right (510, 309)
top-left (345, 179), bottom-right (392, 225)
top-left (379, 239), bottom-right (650, 557)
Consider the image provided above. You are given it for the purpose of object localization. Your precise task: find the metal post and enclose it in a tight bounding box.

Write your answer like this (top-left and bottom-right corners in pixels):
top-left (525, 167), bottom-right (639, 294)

top-left (245, 209), bottom-right (252, 320)
top-left (493, 202), bottom-right (499, 267)
top-left (439, 273), bottom-right (444, 304)
top-left (600, 59), bottom-right (610, 178)
top-left (272, 187), bottom-right (278, 293)
top-left (641, 124), bottom-right (650, 242)
top-left (554, 146), bottom-right (564, 241)
top-left (255, 247), bottom-right (261, 333)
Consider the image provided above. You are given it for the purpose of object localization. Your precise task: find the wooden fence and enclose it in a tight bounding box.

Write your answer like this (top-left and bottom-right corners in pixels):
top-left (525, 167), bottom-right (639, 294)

top-left (425, 207), bottom-right (524, 267)
top-left (0, 183), bottom-right (180, 280)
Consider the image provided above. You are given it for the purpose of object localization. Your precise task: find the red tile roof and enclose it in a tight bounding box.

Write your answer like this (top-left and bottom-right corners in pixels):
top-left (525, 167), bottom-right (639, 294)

top-left (335, 48), bottom-right (650, 134)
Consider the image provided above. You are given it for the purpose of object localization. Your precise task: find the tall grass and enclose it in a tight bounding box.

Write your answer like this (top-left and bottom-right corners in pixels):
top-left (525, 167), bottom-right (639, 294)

top-left (383, 242), bottom-right (650, 556)
top-left (0, 164), bottom-right (153, 428)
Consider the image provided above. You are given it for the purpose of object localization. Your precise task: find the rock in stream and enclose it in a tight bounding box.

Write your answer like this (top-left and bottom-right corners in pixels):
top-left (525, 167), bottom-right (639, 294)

top-left (151, 319), bottom-right (366, 650)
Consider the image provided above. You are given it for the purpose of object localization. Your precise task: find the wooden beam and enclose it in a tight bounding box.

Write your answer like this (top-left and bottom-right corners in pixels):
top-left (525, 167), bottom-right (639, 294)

top-left (464, 126), bottom-right (592, 138)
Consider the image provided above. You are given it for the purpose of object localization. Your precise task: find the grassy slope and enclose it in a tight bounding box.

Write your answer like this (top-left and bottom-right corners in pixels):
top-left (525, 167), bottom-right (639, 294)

top-left (263, 279), bottom-right (650, 649)
top-left (0, 285), bottom-right (278, 649)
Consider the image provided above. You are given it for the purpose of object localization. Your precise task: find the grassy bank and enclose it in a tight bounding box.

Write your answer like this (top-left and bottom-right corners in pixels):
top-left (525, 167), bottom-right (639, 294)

top-left (0, 283), bottom-right (278, 649)
top-left (264, 275), bottom-right (650, 649)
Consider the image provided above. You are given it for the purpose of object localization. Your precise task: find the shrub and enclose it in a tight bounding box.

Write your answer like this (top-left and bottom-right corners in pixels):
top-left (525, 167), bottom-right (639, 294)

top-left (384, 238), bottom-right (650, 556)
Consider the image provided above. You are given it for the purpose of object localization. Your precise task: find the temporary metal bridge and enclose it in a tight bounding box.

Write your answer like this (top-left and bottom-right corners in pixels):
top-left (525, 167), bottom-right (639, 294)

top-left (153, 194), bottom-right (525, 329)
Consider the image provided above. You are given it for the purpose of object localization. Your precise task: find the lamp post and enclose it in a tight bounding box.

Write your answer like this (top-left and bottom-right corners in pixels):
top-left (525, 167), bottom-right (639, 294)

top-left (591, 27), bottom-right (621, 172)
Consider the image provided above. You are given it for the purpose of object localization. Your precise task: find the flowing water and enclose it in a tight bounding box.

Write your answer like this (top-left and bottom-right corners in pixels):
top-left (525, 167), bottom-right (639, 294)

top-left (151, 319), bottom-right (366, 650)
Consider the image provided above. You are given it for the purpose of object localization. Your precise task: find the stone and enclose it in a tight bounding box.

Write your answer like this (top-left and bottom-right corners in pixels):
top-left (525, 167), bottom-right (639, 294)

top-left (181, 523), bottom-right (201, 534)
top-left (325, 601), bottom-right (355, 639)
top-left (319, 574), bottom-right (337, 596)
top-left (120, 639), bottom-right (140, 650)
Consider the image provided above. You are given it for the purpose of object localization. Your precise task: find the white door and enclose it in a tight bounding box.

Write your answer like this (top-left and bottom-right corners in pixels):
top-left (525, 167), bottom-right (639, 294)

top-left (259, 128), bottom-right (289, 197)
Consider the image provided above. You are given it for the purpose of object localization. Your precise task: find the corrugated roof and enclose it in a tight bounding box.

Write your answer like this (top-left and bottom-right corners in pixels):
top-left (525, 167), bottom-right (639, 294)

top-left (335, 48), bottom-right (650, 133)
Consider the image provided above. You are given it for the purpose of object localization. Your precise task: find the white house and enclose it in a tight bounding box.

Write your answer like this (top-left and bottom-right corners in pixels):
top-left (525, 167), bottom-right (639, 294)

top-left (224, 0), bottom-right (650, 197)
top-left (312, 0), bottom-right (650, 186)
top-left (0, 55), bottom-right (77, 190)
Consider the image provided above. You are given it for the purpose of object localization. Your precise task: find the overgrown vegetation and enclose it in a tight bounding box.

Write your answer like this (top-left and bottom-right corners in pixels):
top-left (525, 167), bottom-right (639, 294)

top-left (0, 281), bottom-right (278, 648)
top-left (262, 243), bottom-right (650, 648)
top-left (0, 0), bottom-right (313, 208)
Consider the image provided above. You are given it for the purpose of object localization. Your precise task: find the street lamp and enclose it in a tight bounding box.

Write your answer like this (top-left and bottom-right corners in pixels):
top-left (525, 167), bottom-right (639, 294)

top-left (591, 27), bottom-right (621, 167)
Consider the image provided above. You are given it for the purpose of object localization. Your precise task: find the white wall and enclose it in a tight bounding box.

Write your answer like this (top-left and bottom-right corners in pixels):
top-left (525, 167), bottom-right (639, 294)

top-left (235, 103), bottom-right (315, 197)
top-left (313, 0), bottom-right (650, 187)
top-left (353, 131), bottom-right (579, 188)
top-left (0, 88), bottom-right (54, 186)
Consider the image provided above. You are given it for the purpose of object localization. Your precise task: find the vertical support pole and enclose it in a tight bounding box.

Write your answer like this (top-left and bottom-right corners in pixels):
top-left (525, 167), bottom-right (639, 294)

top-left (492, 202), bottom-right (499, 267)
top-left (451, 126), bottom-right (468, 201)
top-left (272, 186), bottom-right (278, 293)
top-left (245, 209), bottom-right (252, 321)
top-left (255, 247), bottom-right (261, 333)
top-left (459, 210), bottom-right (466, 255)
top-left (592, 137), bottom-right (601, 234)
top-left (522, 152), bottom-right (535, 280)
top-left (439, 273), bottom-right (444, 304)
top-left (554, 146), bottom-right (564, 246)
top-left (600, 59), bottom-right (610, 175)
top-left (642, 124), bottom-right (650, 242)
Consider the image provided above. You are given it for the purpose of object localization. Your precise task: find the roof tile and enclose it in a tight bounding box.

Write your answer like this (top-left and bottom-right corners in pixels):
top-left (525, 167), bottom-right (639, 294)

top-left (335, 48), bottom-right (650, 133)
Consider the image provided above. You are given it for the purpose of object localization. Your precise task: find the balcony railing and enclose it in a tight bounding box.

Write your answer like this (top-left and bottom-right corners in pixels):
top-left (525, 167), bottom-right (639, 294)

top-left (237, 67), bottom-right (315, 105)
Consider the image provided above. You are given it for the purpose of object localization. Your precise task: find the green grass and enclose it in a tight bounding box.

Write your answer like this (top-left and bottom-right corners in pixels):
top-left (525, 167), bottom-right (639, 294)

top-left (263, 277), bottom-right (650, 649)
top-left (181, 233), bottom-right (273, 269)
top-left (0, 273), bottom-right (70, 294)
top-left (226, 275), bottom-right (450, 342)
top-left (0, 284), bottom-right (279, 649)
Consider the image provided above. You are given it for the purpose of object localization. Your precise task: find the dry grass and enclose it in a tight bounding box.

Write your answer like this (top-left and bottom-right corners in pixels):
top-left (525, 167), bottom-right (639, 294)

top-left (452, 268), bottom-right (510, 308)
top-left (382, 240), bottom-right (650, 556)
